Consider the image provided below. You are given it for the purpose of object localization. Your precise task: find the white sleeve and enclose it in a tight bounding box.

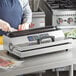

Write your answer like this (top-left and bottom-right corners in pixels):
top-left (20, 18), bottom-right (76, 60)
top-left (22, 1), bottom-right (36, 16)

top-left (20, 0), bottom-right (32, 24)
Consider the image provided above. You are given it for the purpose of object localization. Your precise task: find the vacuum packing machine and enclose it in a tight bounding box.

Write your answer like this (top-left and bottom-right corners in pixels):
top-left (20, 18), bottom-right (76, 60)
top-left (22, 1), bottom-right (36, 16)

top-left (3, 27), bottom-right (73, 58)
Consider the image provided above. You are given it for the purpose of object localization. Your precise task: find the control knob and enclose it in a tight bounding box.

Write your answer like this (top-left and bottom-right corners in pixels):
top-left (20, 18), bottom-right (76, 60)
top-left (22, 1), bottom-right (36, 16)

top-left (57, 18), bottom-right (63, 24)
top-left (67, 18), bottom-right (73, 24)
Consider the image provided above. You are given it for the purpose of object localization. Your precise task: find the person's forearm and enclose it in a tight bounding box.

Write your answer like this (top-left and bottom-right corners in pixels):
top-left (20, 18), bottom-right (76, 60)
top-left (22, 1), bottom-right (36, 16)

top-left (22, 0), bottom-right (32, 24)
top-left (23, 15), bottom-right (32, 24)
top-left (18, 0), bottom-right (32, 30)
top-left (0, 19), bottom-right (11, 31)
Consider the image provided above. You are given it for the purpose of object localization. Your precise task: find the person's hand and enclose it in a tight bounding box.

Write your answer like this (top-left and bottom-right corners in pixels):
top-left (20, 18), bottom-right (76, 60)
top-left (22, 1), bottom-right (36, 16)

top-left (18, 23), bottom-right (29, 31)
top-left (0, 19), bottom-right (11, 32)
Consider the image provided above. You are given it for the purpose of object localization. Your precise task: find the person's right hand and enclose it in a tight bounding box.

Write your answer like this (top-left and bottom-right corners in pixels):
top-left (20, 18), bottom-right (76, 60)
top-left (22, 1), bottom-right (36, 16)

top-left (0, 19), bottom-right (11, 32)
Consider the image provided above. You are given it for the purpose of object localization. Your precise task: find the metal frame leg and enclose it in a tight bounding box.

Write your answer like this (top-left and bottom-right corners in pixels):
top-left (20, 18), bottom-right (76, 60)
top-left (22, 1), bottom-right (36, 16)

top-left (35, 72), bottom-right (43, 76)
top-left (56, 70), bottom-right (59, 76)
top-left (38, 72), bottom-right (43, 76)
top-left (69, 65), bottom-right (73, 76)
top-left (35, 71), bottom-right (46, 76)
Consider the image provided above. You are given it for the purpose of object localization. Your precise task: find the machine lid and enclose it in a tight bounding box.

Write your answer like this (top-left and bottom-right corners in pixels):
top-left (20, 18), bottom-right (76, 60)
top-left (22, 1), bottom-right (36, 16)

top-left (5, 26), bottom-right (59, 38)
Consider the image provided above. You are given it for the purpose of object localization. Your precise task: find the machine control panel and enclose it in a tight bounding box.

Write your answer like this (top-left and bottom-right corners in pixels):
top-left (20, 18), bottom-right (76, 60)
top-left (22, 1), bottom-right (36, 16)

top-left (28, 33), bottom-right (49, 41)
top-left (53, 10), bottom-right (76, 26)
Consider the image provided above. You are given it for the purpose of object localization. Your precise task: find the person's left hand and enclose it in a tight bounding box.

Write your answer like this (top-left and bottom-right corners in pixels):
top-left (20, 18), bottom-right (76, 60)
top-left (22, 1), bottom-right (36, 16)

top-left (18, 23), bottom-right (29, 31)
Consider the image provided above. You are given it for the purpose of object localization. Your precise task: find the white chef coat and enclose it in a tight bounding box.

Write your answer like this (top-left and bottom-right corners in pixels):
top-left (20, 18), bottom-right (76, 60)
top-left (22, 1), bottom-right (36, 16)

top-left (19, 0), bottom-right (32, 24)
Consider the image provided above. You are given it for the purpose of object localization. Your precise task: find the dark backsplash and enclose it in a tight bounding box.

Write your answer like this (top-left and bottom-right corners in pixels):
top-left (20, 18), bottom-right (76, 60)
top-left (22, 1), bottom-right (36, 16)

top-left (47, 0), bottom-right (76, 9)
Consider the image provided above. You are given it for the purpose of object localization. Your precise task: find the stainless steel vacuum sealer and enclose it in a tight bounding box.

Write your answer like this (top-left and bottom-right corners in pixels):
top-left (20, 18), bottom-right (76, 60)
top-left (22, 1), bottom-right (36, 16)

top-left (3, 27), bottom-right (73, 58)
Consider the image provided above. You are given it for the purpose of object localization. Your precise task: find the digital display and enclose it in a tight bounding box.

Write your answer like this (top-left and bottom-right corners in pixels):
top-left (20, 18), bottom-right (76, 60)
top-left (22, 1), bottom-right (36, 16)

top-left (28, 33), bottom-right (49, 41)
top-left (28, 36), bottom-right (34, 41)
top-left (28, 35), bottom-right (38, 41)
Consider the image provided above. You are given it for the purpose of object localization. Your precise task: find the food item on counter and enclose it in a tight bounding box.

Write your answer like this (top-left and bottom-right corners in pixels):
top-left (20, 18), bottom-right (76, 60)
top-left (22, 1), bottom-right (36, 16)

top-left (0, 36), bottom-right (3, 45)
top-left (0, 56), bottom-right (23, 69)
top-left (64, 29), bottom-right (76, 38)
top-left (0, 58), bottom-right (14, 67)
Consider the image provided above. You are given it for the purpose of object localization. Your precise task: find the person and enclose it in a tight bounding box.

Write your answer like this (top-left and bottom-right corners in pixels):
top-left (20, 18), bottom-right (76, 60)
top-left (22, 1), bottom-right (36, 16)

top-left (0, 0), bottom-right (32, 34)
top-left (0, 0), bottom-right (32, 76)
top-left (0, 0), bottom-right (32, 45)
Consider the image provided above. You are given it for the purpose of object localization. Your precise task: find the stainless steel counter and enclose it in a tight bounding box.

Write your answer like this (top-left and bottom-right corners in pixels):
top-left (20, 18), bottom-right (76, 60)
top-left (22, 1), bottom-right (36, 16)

top-left (0, 49), bottom-right (73, 76)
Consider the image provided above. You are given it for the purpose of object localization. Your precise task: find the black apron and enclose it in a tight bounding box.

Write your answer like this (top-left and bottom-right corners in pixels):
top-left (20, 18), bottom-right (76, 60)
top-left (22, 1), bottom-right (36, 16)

top-left (0, 0), bottom-right (23, 35)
